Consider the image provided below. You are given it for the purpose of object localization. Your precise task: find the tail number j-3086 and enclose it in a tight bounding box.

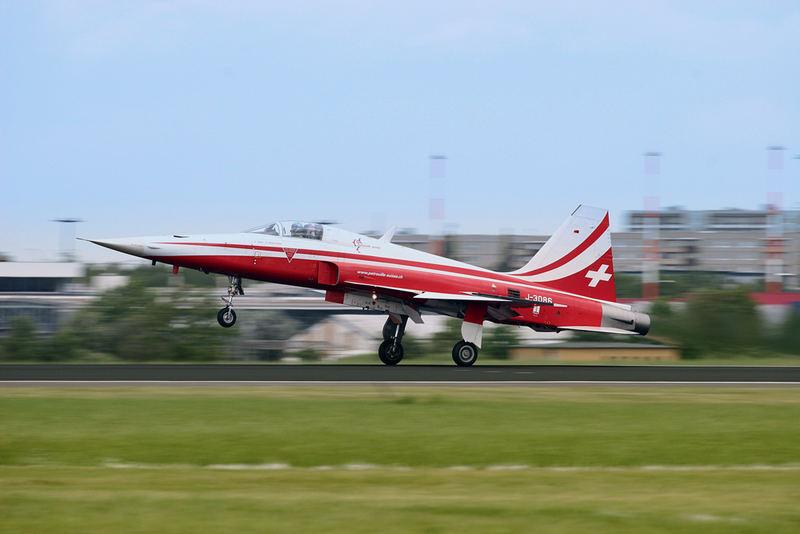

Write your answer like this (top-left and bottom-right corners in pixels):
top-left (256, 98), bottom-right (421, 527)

top-left (527, 294), bottom-right (553, 304)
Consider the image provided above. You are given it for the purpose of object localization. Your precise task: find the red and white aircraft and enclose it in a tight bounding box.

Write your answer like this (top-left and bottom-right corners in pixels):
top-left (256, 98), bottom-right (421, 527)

top-left (86, 205), bottom-right (649, 366)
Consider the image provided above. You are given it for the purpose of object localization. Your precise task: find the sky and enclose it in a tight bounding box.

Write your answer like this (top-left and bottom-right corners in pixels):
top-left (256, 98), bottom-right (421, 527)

top-left (1, 1), bottom-right (799, 263)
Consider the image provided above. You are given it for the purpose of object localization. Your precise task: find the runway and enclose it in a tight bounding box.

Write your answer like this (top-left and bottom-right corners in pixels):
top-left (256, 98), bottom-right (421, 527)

top-left (2, 363), bottom-right (800, 384)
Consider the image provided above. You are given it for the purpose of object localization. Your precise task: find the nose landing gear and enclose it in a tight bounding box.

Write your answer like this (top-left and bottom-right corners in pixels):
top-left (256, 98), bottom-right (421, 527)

top-left (217, 275), bottom-right (243, 328)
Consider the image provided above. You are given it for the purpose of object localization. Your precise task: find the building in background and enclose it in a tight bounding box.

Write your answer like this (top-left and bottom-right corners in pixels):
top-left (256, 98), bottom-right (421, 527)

top-left (618, 207), bottom-right (800, 289)
top-left (0, 262), bottom-right (86, 335)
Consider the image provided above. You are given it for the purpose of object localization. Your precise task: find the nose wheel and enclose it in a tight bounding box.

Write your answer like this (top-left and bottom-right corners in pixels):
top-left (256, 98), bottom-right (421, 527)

top-left (217, 307), bottom-right (237, 328)
top-left (217, 275), bottom-right (243, 328)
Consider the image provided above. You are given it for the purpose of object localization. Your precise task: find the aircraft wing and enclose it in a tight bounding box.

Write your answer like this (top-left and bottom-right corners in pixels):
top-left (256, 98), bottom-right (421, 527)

top-left (414, 292), bottom-right (564, 308)
top-left (414, 291), bottom-right (507, 302)
top-left (342, 282), bottom-right (567, 326)
top-left (343, 280), bottom-right (422, 296)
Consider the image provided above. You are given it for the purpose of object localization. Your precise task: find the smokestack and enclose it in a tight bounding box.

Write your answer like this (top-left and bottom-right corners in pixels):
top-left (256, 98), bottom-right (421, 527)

top-left (428, 155), bottom-right (447, 256)
top-left (642, 152), bottom-right (661, 299)
top-left (765, 146), bottom-right (785, 293)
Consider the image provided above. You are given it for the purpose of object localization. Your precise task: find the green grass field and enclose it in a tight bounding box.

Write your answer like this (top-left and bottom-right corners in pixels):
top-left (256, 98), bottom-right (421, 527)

top-left (1, 386), bottom-right (799, 533)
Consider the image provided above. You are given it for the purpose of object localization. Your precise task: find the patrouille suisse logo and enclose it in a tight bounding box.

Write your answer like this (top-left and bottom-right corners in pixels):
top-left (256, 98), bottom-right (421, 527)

top-left (283, 248), bottom-right (297, 262)
top-left (353, 238), bottom-right (378, 254)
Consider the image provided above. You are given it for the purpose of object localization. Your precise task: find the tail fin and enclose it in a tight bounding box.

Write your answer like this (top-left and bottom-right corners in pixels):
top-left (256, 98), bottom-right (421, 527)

top-left (508, 205), bottom-right (616, 302)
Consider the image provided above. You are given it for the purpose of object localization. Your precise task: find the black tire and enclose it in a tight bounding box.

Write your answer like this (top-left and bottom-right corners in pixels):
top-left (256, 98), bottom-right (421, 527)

top-left (452, 340), bottom-right (478, 367)
top-left (217, 308), bottom-right (237, 328)
top-left (378, 339), bottom-right (404, 365)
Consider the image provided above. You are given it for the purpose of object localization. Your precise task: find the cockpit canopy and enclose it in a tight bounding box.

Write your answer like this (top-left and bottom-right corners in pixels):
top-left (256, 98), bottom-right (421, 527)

top-left (246, 221), bottom-right (324, 240)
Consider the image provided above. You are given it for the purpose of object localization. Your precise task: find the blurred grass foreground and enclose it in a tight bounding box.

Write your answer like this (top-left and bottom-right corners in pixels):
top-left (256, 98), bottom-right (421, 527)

top-left (1, 386), bottom-right (799, 533)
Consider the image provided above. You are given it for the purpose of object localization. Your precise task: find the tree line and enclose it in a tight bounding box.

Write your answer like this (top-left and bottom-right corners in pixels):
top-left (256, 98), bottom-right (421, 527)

top-left (648, 289), bottom-right (800, 358)
top-left (0, 277), bottom-right (233, 362)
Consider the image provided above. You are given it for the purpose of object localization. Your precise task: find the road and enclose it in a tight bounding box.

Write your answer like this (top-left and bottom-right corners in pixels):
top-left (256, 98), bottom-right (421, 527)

top-left (2, 363), bottom-right (800, 384)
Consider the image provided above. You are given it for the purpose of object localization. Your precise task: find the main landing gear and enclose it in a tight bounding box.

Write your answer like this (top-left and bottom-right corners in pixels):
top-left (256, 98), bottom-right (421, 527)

top-left (376, 315), bottom-right (481, 367)
top-left (378, 315), bottom-right (407, 365)
top-left (452, 340), bottom-right (479, 367)
top-left (217, 275), bottom-right (243, 328)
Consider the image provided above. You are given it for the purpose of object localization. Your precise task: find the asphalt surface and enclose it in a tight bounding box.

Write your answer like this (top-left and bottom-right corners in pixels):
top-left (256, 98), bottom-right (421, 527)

top-left (2, 363), bottom-right (800, 383)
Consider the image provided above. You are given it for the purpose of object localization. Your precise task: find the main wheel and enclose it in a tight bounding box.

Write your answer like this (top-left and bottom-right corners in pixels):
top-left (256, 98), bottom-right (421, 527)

top-left (217, 307), bottom-right (237, 328)
top-left (452, 340), bottom-right (478, 367)
top-left (378, 339), bottom-right (404, 365)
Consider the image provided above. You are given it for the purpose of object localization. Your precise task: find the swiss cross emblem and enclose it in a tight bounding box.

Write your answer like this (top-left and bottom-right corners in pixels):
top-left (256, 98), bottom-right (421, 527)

top-left (283, 248), bottom-right (297, 262)
top-left (585, 264), bottom-right (611, 287)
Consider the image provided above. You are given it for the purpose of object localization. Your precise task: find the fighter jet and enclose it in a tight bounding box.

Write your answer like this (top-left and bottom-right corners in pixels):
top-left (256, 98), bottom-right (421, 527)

top-left (85, 205), bottom-right (649, 366)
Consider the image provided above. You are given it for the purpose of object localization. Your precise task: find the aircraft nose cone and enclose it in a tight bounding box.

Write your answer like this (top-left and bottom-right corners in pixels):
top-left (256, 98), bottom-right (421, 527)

top-left (84, 238), bottom-right (146, 257)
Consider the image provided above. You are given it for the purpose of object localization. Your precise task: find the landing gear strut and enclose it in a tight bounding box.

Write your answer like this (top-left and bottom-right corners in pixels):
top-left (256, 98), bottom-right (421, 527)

top-left (378, 315), bottom-right (407, 365)
top-left (217, 275), bottom-right (243, 328)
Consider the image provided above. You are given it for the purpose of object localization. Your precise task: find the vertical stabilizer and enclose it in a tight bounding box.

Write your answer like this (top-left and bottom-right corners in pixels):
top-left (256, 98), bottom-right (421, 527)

top-left (508, 205), bottom-right (616, 302)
